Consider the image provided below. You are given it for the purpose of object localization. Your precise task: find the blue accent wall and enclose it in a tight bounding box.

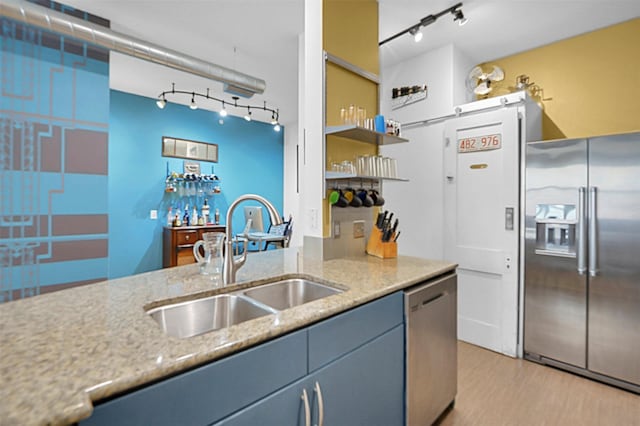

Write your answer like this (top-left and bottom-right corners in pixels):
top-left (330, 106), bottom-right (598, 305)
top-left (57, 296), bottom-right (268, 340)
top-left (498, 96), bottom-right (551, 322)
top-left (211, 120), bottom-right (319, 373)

top-left (109, 90), bottom-right (284, 278)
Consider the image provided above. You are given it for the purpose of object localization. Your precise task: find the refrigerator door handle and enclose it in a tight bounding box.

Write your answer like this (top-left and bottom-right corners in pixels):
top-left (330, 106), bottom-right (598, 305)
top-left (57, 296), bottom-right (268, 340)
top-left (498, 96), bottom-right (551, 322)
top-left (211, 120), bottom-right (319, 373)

top-left (577, 187), bottom-right (587, 275)
top-left (589, 186), bottom-right (598, 277)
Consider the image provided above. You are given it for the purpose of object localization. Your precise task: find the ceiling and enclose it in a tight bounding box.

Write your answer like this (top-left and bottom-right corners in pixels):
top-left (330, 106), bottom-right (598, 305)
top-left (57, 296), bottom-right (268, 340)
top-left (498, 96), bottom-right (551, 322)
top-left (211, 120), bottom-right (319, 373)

top-left (57, 0), bottom-right (639, 125)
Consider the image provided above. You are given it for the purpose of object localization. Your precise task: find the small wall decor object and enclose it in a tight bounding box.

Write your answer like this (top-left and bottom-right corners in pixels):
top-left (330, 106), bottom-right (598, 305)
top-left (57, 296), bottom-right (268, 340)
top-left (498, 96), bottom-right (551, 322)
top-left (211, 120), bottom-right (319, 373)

top-left (391, 84), bottom-right (427, 110)
top-left (183, 161), bottom-right (201, 175)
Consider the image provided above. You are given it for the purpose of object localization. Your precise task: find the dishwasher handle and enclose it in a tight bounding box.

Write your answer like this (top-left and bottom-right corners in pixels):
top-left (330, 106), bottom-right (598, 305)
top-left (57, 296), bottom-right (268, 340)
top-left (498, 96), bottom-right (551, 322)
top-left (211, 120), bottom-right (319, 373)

top-left (409, 292), bottom-right (446, 312)
top-left (405, 272), bottom-right (457, 312)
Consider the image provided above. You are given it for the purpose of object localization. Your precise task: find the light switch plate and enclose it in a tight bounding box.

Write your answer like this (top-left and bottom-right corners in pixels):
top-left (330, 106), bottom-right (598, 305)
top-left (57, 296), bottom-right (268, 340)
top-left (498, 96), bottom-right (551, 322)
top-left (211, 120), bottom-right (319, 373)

top-left (353, 220), bottom-right (365, 239)
top-left (150, 210), bottom-right (158, 220)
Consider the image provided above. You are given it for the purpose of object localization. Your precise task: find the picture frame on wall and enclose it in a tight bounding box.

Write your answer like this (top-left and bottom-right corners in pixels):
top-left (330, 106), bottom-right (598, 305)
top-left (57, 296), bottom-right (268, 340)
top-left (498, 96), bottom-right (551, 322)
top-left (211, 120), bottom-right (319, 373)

top-left (162, 136), bottom-right (218, 163)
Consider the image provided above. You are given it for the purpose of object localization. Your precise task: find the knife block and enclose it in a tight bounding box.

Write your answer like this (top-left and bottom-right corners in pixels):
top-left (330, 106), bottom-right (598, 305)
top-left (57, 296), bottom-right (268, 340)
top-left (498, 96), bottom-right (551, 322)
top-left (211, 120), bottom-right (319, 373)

top-left (366, 227), bottom-right (397, 259)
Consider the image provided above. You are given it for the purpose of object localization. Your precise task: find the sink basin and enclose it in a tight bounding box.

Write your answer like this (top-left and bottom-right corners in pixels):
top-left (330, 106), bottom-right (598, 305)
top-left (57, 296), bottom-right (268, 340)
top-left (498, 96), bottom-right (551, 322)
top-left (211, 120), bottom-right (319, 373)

top-left (243, 278), bottom-right (343, 311)
top-left (147, 294), bottom-right (276, 339)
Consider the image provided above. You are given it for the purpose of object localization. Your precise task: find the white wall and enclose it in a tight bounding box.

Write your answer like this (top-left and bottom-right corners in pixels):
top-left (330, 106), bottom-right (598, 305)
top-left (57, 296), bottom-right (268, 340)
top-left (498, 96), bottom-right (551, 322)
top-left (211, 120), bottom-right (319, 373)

top-left (381, 123), bottom-right (445, 260)
top-left (380, 44), bottom-right (474, 260)
top-left (283, 121), bottom-right (301, 247)
top-left (299, 0), bottom-right (324, 241)
top-left (380, 44), bottom-right (455, 125)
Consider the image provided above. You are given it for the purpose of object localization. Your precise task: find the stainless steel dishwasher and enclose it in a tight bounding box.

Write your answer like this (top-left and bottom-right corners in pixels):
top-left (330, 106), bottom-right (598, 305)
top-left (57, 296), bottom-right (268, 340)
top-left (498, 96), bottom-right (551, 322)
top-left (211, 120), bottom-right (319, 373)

top-left (405, 272), bottom-right (457, 425)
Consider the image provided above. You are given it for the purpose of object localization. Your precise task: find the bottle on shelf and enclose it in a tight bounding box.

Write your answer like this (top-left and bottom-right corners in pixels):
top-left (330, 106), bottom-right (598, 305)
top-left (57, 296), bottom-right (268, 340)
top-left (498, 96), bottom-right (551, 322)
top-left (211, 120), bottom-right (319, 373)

top-left (202, 199), bottom-right (210, 224)
top-left (214, 208), bottom-right (220, 225)
top-left (167, 207), bottom-right (173, 226)
top-left (191, 205), bottom-right (198, 225)
top-left (174, 207), bottom-right (182, 227)
top-left (183, 205), bottom-right (190, 226)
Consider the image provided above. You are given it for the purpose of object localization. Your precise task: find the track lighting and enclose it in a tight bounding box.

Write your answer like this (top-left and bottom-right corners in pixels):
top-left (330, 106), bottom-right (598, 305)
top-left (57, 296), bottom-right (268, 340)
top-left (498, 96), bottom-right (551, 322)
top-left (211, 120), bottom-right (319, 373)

top-left (156, 94), bottom-right (166, 109)
top-left (156, 83), bottom-right (280, 127)
top-left (409, 27), bottom-right (423, 42)
top-left (379, 2), bottom-right (466, 46)
top-left (453, 9), bottom-right (467, 26)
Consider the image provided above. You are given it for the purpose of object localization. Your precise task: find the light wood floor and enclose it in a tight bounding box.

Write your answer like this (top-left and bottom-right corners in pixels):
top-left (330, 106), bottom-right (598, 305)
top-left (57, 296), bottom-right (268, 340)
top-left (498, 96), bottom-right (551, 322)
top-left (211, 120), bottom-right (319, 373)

top-left (438, 342), bottom-right (640, 426)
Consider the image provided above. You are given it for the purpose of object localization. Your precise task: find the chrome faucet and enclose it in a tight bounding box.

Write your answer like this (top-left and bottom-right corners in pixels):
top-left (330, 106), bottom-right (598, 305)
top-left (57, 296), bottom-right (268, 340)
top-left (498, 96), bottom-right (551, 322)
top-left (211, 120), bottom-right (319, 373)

top-left (222, 194), bottom-right (283, 285)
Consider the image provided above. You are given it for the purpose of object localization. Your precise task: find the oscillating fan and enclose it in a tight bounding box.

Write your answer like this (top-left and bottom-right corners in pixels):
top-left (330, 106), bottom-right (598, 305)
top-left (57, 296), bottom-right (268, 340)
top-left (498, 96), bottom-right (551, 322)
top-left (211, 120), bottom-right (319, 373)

top-left (465, 65), bottom-right (505, 96)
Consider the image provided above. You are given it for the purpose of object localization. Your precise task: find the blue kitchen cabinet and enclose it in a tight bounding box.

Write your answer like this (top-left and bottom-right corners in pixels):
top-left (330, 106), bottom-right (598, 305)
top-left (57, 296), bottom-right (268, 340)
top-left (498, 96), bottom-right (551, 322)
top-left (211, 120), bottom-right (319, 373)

top-left (82, 292), bottom-right (404, 426)
top-left (217, 325), bottom-right (404, 426)
top-left (217, 292), bottom-right (404, 426)
top-left (307, 325), bottom-right (404, 426)
top-left (81, 330), bottom-right (308, 426)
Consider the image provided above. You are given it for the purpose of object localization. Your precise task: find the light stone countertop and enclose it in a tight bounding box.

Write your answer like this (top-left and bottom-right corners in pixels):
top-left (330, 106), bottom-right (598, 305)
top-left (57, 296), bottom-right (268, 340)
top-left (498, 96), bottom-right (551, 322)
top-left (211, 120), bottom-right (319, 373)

top-left (0, 248), bottom-right (456, 426)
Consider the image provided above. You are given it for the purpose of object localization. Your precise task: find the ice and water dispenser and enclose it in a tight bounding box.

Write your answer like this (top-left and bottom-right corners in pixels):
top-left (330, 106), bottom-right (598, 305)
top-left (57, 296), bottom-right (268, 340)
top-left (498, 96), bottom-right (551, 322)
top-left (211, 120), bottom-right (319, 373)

top-left (535, 204), bottom-right (577, 257)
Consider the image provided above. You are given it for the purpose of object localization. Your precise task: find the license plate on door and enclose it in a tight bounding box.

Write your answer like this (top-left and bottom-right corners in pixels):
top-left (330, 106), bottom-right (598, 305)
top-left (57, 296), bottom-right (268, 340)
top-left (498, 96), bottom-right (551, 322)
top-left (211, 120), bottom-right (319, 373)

top-left (458, 134), bottom-right (502, 153)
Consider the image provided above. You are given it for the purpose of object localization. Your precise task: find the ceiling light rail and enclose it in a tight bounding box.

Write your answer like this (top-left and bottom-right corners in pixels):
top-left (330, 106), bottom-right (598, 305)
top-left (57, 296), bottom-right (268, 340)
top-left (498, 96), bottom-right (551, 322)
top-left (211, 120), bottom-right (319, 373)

top-left (157, 83), bottom-right (281, 131)
top-left (379, 2), bottom-right (467, 46)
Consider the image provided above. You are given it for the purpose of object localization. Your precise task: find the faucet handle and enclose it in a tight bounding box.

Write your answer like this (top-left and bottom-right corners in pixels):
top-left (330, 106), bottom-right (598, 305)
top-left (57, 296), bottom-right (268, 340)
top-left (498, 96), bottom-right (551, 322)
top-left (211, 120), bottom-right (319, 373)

top-left (235, 238), bottom-right (248, 268)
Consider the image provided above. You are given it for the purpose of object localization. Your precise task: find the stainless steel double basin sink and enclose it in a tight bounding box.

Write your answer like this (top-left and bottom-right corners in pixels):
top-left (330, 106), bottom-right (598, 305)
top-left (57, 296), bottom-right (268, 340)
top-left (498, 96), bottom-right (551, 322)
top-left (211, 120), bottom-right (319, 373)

top-left (147, 278), bottom-right (343, 339)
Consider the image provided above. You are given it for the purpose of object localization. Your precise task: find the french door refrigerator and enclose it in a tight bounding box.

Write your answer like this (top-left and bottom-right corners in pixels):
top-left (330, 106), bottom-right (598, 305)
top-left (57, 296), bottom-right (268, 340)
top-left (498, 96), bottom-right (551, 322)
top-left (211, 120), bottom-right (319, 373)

top-left (524, 132), bottom-right (640, 393)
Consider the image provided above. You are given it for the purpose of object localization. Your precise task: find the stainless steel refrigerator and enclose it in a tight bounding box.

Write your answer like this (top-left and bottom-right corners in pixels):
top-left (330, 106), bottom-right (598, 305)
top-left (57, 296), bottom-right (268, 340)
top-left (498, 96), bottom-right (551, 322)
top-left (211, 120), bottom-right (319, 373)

top-left (524, 132), bottom-right (640, 393)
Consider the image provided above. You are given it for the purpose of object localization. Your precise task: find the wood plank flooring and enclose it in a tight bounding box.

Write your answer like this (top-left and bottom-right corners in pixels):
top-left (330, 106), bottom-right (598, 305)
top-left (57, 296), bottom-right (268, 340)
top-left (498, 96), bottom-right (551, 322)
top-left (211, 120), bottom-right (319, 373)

top-left (438, 341), bottom-right (640, 426)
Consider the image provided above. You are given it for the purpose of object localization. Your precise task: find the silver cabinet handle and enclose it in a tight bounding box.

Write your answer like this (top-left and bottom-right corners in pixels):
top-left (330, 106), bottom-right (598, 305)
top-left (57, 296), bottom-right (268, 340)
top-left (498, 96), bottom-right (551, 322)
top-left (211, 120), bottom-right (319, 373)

top-left (589, 186), bottom-right (598, 277)
top-left (577, 187), bottom-right (587, 274)
top-left (314, 381), bottom-right (324, 426)
top-left (301, 388), bottom-right (311, 426)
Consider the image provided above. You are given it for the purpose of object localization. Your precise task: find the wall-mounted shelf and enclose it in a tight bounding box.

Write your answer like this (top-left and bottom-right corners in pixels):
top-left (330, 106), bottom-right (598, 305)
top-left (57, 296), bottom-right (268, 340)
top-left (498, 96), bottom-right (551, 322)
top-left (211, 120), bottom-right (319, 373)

top-left (326, 125), bottom-right (408, 145)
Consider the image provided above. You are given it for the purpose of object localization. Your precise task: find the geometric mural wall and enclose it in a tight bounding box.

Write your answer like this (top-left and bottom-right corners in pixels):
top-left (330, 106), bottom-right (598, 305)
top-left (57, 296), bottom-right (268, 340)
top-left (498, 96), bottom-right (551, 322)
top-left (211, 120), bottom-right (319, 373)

top-left (0, 0), bottom-right (110, 302)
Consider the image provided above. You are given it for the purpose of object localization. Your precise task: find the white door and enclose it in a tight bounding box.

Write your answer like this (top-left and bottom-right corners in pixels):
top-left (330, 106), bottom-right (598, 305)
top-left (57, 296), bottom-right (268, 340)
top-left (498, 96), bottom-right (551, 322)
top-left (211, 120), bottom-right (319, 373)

top-left (444, 108), bottom-right (520, 356)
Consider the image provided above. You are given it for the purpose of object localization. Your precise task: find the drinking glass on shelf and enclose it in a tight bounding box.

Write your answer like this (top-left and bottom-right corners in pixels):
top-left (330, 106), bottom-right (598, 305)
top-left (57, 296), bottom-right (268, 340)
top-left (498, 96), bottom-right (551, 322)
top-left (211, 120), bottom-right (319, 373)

top-left (341, 160), bottom-right (355, 175)
top-left (340, 107), bottom-right (347, 124)
top-left (390, 158), bottom-right (398, 178)
top-left (357, 107), bottom-right (366, 127)
top-left (347, 104), bottom-right (356, 125)
top-left (356, 155), bottom-right (367, 176)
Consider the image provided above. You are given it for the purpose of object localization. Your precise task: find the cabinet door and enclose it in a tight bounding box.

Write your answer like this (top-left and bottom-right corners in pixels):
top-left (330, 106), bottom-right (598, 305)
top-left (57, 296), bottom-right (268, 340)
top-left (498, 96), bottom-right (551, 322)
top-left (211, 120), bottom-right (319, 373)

top-left (310, 325), bottom-right (404, 426)
top-left (82, 331), bottom-right (307, 426)
top-left (214, 377), bottom-right (314, 426)
top-left (308, 291), bottom-right (403, 371)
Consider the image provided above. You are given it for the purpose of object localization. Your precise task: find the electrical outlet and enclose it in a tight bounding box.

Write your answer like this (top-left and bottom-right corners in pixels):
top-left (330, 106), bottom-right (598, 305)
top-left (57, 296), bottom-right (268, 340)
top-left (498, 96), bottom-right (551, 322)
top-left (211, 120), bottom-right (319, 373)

top-left (353, 220), bottom-right (365, 239)
top-left (150, 210), bottom-right (158, 220)
top-left (308, 208), bottom-right (318, 230)
top-left (334, 221), bottom-right (340, 238)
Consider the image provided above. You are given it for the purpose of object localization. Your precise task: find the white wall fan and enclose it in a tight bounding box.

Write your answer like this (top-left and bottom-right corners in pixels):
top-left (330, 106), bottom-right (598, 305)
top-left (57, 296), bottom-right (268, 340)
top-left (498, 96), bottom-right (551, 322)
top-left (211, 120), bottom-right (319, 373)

top-left (466, 65), bottom-right (505, 96)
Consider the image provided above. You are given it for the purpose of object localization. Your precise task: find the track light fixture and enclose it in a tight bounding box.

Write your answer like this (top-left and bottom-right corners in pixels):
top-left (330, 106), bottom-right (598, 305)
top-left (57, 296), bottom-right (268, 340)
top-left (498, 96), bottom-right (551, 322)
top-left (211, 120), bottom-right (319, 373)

top-left (453, 9), bottom-right (467, 26)
top-left (156, 94), bottom-right (166, 109)
top-left (379, 2), bottom-right (467, 46)
top-left (156, 83), bottom-right (280, 130)
top-left (409, 26), bottom-right (423, 42)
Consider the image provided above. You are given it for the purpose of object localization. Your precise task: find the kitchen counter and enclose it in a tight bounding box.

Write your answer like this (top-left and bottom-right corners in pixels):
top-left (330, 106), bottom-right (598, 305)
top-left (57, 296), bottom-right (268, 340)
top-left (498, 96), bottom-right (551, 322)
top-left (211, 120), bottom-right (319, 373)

top-left (0, 248), bottom-right (455, 425)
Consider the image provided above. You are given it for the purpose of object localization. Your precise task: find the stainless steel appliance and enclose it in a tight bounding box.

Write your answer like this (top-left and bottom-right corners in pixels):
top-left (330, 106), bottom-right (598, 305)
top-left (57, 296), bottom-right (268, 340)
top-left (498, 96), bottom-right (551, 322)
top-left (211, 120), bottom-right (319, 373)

top-left (524, 132), bottom-right (640, 392)
top-left (405, 272), bottom-right (457, 425)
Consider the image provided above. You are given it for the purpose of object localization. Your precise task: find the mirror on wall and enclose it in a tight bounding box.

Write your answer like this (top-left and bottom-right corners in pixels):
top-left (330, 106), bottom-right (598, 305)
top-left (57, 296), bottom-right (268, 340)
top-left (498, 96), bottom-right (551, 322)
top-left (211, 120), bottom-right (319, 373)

top-left (162, 136), bottom-right (218, 162)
